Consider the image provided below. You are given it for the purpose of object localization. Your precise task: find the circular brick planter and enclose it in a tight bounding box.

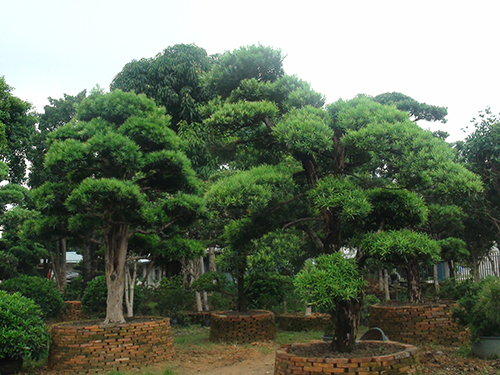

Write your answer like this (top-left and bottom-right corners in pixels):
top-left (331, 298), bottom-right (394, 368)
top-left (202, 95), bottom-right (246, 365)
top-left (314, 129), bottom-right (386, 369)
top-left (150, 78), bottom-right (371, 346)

top-left (369, 302), bottom-right (467, 345)
top-left (276, 312), bottom-right (331, 332)
top-left (48, 316), bottom-right (174, 373)
top-left (209, 310), bottom-right (276, 343)
top-left (275, 340), bottom-right (420, 375)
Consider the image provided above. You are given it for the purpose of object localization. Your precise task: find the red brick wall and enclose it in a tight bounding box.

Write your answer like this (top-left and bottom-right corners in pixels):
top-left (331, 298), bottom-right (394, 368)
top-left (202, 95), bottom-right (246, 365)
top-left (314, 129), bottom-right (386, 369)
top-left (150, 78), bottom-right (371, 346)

top-left (369, 303), bottom-right (467, 345)
top-left (209, 310), bottom-right (276, 343)
top-left (62, 301), bottom-right (89, 322)
top-left (48, 317), bottom-right (175, 373)
top-left (275, 340), bottom-right (420, 375)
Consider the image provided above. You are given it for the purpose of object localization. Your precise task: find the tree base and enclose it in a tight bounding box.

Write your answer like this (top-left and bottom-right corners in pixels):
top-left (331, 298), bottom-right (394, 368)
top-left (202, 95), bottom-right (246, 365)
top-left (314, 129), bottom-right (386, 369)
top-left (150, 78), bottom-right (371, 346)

top-left (369, 302), bottom-right (467, 345)
top-left (209, 310), bottom-right (276, 343)
top-left (275, 340), bottom-right (420, 374)
top-left (48, 316), bottom-right (174, 373)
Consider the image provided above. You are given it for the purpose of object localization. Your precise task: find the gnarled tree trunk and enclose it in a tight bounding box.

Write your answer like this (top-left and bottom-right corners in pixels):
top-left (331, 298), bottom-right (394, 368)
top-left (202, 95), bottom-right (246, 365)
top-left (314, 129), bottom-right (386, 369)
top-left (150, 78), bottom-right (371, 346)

top-left (104, 224), bottom-right (130, 324)
top-left (331, 295), bottom-right (363, 352)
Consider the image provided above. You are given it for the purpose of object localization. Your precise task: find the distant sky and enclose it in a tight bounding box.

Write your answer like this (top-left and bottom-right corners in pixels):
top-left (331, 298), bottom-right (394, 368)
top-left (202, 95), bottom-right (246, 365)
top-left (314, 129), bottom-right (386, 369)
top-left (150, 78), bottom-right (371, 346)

top-left (2, 0), bottom-right (499, 142)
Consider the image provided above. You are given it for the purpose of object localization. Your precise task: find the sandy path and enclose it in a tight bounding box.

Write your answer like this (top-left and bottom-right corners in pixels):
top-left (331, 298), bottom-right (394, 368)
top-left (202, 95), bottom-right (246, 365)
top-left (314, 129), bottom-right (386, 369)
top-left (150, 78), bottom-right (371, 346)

top-left (196, 352), bottom-right (275, 375)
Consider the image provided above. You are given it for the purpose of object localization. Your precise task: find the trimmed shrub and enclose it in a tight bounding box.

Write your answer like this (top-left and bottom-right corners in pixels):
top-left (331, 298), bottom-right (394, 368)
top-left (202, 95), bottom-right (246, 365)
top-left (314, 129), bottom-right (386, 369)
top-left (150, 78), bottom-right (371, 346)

top-left (81, 275), bottom-right (107, 316)
top-left (154, 275), bottom-right (194, 319)
top-left (0, 275), bottom-right (65, 320)
top-left (0, 290), bottom-right (50, 360)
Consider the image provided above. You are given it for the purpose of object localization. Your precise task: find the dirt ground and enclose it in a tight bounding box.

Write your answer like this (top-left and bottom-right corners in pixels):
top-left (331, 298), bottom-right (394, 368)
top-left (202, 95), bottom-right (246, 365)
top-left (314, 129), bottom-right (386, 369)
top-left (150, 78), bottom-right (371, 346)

top-left (165, 342), bottom-right (500, 375)
top-left (132, 342), bottom-right (500, 375)
top-left (27, 339), bottom-right (500, 375)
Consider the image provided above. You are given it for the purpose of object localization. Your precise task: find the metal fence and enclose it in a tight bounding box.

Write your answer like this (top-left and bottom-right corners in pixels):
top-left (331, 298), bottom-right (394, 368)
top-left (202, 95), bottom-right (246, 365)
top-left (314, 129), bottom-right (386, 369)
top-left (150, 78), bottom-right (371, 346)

top-left (454, 250), bottom-right (500, 281)
top-left (420, 249), bottom-right (500, 282)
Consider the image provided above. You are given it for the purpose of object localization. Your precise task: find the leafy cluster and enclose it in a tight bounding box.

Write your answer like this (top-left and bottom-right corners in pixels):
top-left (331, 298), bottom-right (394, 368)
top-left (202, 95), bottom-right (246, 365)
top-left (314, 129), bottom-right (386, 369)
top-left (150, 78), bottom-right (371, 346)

top-left (294, 253), bottom-right (366, 312)
top-left (0, 290), bottom-right (50, 360)
top-left (0, 275), bottom-right (65, 320)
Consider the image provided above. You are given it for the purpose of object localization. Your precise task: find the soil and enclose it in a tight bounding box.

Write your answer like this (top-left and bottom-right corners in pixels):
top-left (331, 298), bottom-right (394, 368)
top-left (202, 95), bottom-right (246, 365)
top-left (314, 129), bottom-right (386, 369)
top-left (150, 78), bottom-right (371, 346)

top-left (27, 342), bottom-right (500, 375)
top-left (22, 333), bottom-right (500, 375)
top-left (288, 341), bottom-right (403, 358)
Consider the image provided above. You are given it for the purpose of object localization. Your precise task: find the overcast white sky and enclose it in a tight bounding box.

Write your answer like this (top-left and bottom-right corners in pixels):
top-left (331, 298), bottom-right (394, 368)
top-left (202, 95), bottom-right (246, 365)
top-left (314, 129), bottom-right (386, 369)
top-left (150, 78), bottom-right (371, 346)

top-left (1, 0), bottom-right (499, 142)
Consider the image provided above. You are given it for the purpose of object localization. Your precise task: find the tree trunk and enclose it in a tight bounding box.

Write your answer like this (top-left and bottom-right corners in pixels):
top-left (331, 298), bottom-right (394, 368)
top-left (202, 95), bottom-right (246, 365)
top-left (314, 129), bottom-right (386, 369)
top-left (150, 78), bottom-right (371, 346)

top-left (208, 247), bottom-right (216, 272)
top-left (124, 260), bottom-right (137, 318)
top-left (104, 224), bottom-right (130, 324)
top-left (378, 269), bottom-right (384, 292)
top-left (447, 260), bottom-right (455, 279)
top-left (82, 239), bottom-right (97, 290)
top-left (406, 259), bottom-right (422, 304)
top-left (195, 292), bottom-right (203, 312)
top-left (282, 284), bottom-right (287, 314)
top-left (472, 256), bottom-right (480, 282)
top-left (331, 295), bottom-right (363, 352)
top-left (433, 263), bottom-right (440, 294)
top-left (237, 274), bottom-right (247, 312)
top-left (203, 291), bottom-right (209, 311)
top-left (383, 269), bottom-right (390, 302)
top-left (50, 238), bottom-right (67, 291)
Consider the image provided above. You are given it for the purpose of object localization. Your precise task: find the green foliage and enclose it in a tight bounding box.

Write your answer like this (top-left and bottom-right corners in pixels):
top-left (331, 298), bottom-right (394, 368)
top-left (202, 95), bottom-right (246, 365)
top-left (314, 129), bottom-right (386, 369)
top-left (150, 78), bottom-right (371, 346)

top-left (373, 92), bottom-right (448, 123)
top-left (361, 294), bottom-right (381, 325)
top-left (0, 251), bottom-right (19, 280)
top-left (438, 237), bottom-right (469, 264)
top-left (366, 188), bottom-right (428, 230)
top-left (439, 277), bottom-right (480, 302)
top-left (0, 275), bottom-right (65, 320)
top-left (154, 275), bottom-right (194, 318)
top-left (470, 277), bottom-right (500, 338)
top-left (192, 272), bottom-right (236, 310)
top-left (360, 229), bottom-right (441, 264)
top-left (111, 43), bottom-right (213, 127)
top-left (81, 275), bottom-right (107, 316)
top-left (0, 291), bottom-right (50, 360)
top-left (208, 44), bottom-right (284, 98)
top-left (0, 76), bottom-right (38, 184)
top-left (80, 275), bottom-right (144, 317)
top-left (294, 252), bottom-right (366, 312)
top-left (63, 276), bottom-right (84, 301)
top-left (309, 176), bottom-right (371, 221)
top-left (274, 106), bottom-right (333, 153)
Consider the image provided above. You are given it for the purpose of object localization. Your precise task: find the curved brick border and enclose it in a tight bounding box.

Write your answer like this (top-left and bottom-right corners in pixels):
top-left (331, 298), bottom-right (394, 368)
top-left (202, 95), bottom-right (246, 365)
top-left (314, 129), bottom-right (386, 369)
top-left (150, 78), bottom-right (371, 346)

top-left (209, 310), bottom-right (276, 343)
top-left (276, 313), bottom-right (331, 332)
top-left (48, 316), bottom-right (174, 373)
top-left (275, 340), bottom-right (420, 375)
top-left (369, 303), bottom-right (467, 345)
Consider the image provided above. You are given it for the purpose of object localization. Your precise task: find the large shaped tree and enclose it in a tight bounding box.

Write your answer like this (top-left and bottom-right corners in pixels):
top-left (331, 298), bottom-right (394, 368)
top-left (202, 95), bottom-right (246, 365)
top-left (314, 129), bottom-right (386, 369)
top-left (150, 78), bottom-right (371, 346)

top-left (44, 90), bottom-right (203, 323)
top-left (200, 52), bottom-right (482, 350)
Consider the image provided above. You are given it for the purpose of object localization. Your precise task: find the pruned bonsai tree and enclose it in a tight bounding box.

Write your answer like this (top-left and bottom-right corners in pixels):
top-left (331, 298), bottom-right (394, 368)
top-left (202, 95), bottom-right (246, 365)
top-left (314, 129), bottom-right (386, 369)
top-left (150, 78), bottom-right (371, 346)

top-left (44, 89), bottom-right (204, 324)
top-left (294, 252), bottom-right (365, 352)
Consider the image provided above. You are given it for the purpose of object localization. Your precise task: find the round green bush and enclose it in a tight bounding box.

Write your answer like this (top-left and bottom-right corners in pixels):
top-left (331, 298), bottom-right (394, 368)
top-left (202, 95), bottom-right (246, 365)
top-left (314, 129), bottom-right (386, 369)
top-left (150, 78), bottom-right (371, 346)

top-left (81, 275), bottom-right (107, 316)
top-left (0, 290), bottom-right (50, 360)
top-left (0, 275), bottom-right (65, 320)
top-left (470, 277), bottom-right (500, 338)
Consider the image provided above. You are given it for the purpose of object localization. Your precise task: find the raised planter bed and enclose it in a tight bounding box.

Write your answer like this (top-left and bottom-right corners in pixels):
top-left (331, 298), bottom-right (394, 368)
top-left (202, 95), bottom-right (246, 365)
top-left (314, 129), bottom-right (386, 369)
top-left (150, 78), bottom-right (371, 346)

top-left (275, 340), bottom-right (420, 375)
top-left (276, 312), bottom-right (330, 332)
top-left (209, 310), bottom-right (276, 343)
top-left (369, 302), bottom-right (467, 345)
top-left (48, 316), bottom-right (174, 373)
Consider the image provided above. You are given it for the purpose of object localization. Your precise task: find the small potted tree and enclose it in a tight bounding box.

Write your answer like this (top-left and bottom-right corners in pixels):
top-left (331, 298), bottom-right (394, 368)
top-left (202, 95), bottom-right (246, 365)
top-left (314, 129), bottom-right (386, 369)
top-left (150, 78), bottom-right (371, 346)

top-left (294, 252), bottom-right (366, 352)
top-left (0, 291), bottom-right (50, 375)
top-left (466, 277), bottom-right (500, 358)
